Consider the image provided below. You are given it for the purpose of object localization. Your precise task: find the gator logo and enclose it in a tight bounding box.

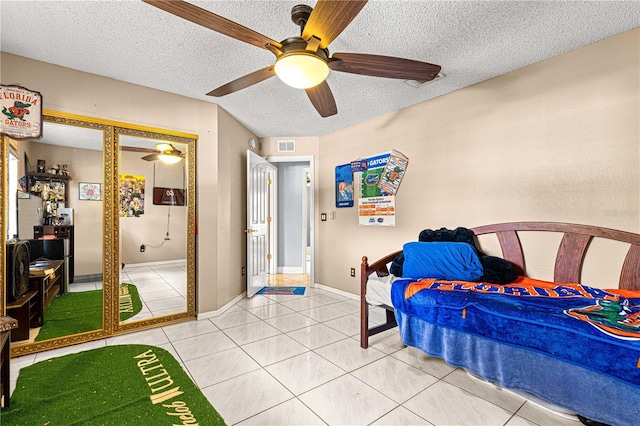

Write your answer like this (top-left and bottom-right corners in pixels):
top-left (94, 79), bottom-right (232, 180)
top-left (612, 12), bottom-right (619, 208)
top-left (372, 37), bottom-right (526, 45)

top-left (364, 173), bottom-right (380, 186)
top-left (2, 101), bottom-right (31, 121)
top-left (565, 299), bottom-right (640, 340)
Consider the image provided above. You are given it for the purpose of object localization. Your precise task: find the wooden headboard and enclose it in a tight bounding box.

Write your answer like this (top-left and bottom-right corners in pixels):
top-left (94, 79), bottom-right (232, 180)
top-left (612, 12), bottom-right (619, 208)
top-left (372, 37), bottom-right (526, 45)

top-left (360, 222), bottom-right (640, 292)
top-left (360, 221), bottom-right (640, 348)
top-left (471, 222), bottom-right (640, 291)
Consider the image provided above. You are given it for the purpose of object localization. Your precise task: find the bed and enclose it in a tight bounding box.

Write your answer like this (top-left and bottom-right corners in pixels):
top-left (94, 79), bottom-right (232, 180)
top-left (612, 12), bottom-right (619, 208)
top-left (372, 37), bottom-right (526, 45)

top-left (360, 222), bottom-right (640, 426)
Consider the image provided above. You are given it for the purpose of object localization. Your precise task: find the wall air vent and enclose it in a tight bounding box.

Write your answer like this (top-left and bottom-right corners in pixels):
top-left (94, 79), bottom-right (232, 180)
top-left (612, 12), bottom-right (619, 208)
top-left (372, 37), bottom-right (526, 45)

top-left (278, 139), bottom-right (295, 153)
top-left (405, 72), bottom-right (445, 88)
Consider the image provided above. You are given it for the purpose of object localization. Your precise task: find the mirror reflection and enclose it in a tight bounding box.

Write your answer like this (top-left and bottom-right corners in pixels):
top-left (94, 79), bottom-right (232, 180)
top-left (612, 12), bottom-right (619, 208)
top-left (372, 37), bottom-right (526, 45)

top-left (6, 121), bottom-right (104, 345)
top-left (117, 133), bottom-right (189, 323)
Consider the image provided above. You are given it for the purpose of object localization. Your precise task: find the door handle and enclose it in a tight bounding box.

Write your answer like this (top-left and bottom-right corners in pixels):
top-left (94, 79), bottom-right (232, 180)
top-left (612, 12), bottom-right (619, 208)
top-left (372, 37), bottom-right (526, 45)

top-left (244, 229), bottom-right (256, 233)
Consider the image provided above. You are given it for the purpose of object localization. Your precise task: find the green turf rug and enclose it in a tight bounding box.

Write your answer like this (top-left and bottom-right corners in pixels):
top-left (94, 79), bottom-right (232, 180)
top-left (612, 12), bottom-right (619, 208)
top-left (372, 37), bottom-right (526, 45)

top-left (1, 344), bottom-right (226, 425)
top-left (119, 283), bottom-right (143, 322)
top-left (35, 283), bottom-right (142, 342)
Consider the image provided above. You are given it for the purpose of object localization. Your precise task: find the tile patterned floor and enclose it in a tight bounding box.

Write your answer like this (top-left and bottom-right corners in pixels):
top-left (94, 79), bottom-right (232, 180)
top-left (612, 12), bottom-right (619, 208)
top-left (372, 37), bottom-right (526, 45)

top-left (11, 274), bottom-right (583, 425)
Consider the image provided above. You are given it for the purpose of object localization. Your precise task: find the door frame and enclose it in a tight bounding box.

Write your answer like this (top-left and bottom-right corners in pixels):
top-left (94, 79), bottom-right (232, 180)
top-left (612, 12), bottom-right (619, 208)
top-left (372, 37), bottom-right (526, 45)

top-left (266, 155), bottom-right (315, 286)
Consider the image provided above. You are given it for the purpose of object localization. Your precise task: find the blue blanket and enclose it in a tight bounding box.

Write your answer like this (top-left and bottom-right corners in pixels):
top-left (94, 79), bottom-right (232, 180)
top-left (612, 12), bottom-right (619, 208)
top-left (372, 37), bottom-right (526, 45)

top-left (391, 277), bottom-right (640, 388)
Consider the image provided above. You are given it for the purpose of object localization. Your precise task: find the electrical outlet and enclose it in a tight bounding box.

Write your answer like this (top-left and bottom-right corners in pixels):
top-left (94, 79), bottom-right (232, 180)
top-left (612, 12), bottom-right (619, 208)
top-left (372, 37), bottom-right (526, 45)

top-left (350, 267), bottom-right (356, 277)
top-left (140, 244), bottom-right (145, 252)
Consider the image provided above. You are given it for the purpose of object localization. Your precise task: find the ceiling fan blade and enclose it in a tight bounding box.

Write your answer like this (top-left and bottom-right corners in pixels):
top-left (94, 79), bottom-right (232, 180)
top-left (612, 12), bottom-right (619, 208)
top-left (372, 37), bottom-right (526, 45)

top-left (305, 81), bottom-right (337, 118)
top-left (142, 0), bottom-right (282, 50)
top-left (330, 53), bottom-right (441, 82)
top-left (207, 66), bottom-right (276, 97)
top-left (301, 0), bottom-right (368, 49)
top-left (141, 153), bottom-right (160, 161)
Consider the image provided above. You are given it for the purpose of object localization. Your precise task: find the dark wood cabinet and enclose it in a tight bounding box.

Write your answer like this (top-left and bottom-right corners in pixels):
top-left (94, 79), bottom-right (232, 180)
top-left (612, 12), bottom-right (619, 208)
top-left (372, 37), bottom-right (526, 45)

top-left (5, 291), bottom-right (38, 342)
top-left (0, 317), bottom-right (18, 408)
top-left (33, 225), bottom-right (74, 284)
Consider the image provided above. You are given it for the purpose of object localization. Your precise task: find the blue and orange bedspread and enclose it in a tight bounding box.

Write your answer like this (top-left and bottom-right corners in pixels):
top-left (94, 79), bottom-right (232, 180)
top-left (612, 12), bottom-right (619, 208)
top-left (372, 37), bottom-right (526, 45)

top-left (391, 276), bottom-right (640, 386)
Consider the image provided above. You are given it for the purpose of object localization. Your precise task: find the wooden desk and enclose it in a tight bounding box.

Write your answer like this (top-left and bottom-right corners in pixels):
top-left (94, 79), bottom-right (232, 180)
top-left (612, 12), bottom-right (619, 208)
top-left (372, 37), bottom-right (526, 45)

top-left (30, 259), bottom-right (64, 328)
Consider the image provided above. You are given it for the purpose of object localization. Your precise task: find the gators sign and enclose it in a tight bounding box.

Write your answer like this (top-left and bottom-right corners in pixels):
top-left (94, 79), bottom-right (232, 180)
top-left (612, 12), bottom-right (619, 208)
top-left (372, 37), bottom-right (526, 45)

top-left (1, 85), bottom-right (42, 139)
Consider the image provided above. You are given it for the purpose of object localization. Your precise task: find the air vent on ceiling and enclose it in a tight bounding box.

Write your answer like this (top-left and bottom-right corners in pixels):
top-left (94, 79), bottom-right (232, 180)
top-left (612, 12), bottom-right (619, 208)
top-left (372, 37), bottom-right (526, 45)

top-left (405, 72), bottom-right (445, 88)
top-left (278, 140), bottom-right (295, 153)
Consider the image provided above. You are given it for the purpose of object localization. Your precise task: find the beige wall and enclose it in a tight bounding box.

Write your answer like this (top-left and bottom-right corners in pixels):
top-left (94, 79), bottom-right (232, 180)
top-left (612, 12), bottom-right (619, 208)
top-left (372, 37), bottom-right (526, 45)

top-left (1, 52), bottom-right (256, 313)
top-left (215, 108), bottom-right (253, 305)
top-left (316, 29), bottom-right (640, 293)
top-left (119, 150), bottom-right (187, 266)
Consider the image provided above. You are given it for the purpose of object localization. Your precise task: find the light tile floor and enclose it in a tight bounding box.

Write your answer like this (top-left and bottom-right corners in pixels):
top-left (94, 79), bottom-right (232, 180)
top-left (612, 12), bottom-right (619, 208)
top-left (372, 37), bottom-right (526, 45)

top-left (11, 278), bottom-right (583, 425)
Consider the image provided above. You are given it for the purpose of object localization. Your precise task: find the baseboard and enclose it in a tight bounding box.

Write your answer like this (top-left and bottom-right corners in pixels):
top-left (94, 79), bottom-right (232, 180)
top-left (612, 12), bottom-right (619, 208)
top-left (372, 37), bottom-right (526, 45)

top-left (122, 259), bottom-right (186, 268)
top-left (197, 292), bottom-right (246, 319)
top-left (312, 282), bottom-right (358, 301)
top-left (73, 273), bottom-right (103, 283)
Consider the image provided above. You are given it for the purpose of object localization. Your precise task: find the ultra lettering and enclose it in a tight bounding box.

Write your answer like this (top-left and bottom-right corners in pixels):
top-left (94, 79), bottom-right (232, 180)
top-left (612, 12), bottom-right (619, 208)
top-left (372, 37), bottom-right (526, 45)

top-left (120, 286), bottom-right (134, 313)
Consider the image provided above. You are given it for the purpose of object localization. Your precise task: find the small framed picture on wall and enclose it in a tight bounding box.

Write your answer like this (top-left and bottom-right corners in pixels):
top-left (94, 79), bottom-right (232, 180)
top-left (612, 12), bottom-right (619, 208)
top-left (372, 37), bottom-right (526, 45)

top-left (79, 182), bottom-right (103, 201)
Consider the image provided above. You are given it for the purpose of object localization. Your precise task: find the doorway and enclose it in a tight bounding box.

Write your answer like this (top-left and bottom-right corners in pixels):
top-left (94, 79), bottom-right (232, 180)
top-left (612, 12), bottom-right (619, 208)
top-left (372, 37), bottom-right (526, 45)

top-left (266, 156), bottom-right (314, 288)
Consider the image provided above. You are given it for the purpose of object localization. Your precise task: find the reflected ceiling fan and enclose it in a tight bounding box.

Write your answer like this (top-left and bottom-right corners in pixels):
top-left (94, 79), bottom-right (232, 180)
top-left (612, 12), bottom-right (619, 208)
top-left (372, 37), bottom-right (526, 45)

top-left (142, 0), bottom-right (441, 118)
top-left (141, 143), bottom-right (185, 164)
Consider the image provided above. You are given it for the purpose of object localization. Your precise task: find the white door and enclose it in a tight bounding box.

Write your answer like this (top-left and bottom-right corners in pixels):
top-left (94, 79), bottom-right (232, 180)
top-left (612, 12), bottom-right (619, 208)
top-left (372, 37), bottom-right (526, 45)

top-left (246, 150), bottom-right (276, 297)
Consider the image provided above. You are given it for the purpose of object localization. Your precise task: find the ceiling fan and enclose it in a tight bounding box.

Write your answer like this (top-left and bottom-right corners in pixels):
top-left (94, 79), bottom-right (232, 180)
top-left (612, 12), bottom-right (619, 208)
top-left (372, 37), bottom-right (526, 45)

top-left (141, 143), bottom-right (185, 163)
top-left (142, 0), bottom-right (441, 118)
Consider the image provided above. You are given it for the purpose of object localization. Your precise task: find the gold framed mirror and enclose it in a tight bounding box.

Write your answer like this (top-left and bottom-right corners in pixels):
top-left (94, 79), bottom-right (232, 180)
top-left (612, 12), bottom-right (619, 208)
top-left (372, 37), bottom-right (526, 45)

top-left (2, 111), bottom-right (196, 357)
top-left (3, 112), bottom-right (115, 356)
top-left (114, 126), bottom-right (196, 333)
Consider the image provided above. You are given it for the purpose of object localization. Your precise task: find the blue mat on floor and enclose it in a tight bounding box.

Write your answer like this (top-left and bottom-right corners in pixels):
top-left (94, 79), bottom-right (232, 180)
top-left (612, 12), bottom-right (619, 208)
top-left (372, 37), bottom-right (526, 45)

top-left (257, 286), bottom-right (306, 295)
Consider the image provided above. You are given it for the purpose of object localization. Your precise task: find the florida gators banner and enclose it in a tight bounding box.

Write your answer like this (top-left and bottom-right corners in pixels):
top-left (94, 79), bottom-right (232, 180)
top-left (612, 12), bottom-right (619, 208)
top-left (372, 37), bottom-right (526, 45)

top-left (1, 85), bottom-right (43, 139)
top-left (400, 276), bottom-right (640, 342)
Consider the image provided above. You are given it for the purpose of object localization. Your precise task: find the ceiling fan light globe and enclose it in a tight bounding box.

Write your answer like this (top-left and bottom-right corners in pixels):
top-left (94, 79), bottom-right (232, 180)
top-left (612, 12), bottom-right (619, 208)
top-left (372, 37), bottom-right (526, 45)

top-left (158, 153), bottom-right (183, 164)
top-left (274, 52), bottom-right (330, 89)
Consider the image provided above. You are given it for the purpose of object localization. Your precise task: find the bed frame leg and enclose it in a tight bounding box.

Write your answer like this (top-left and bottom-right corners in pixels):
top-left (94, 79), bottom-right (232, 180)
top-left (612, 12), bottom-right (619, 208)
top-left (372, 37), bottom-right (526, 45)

top-left (361, 304), bottom-right (369, 349)
top-left (361, 256), bottom-right (369, 349)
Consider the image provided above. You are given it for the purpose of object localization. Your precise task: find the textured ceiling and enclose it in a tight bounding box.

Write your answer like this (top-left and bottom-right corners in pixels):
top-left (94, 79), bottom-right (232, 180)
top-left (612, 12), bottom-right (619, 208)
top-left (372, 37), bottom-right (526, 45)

top-left (2, 1), bottom-right (639, 138)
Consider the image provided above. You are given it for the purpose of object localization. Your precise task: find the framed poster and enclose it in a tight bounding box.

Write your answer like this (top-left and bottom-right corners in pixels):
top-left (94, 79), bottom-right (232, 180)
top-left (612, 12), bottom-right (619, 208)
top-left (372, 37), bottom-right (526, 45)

top-left (119, 174), bottom-right (145, 217)
top-left (335, 164), bottom-right (354, 208)
top-left (79, 182), bottom-right (103, 200)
